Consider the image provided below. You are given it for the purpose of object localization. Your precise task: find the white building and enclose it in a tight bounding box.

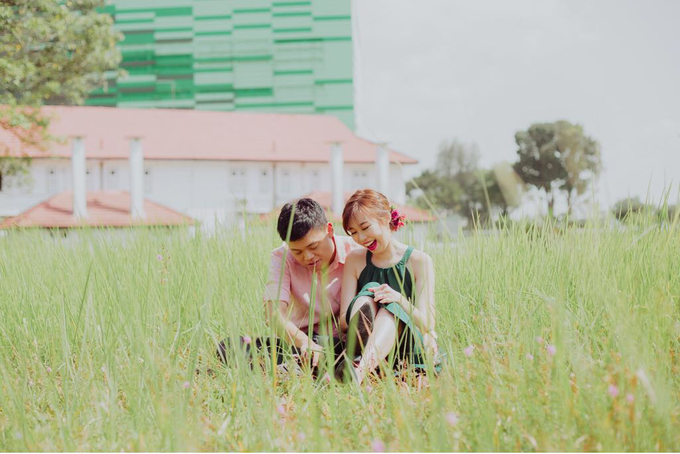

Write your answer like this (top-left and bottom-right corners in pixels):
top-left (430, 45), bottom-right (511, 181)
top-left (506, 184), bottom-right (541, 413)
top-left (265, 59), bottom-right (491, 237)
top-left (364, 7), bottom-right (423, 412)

top-left (0, 106), bottom-right (417, 226)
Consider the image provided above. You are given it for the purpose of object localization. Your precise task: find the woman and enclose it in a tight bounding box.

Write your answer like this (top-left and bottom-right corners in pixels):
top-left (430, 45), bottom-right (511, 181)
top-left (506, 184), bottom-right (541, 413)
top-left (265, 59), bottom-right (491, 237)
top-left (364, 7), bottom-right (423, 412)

top-left (337, 189), bottom-right (439, 384)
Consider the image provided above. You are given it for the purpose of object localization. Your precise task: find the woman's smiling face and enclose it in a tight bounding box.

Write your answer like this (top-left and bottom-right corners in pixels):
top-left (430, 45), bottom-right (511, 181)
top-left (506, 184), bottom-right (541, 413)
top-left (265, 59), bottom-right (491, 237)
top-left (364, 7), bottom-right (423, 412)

top-left (346, 210), bottom-right (392, 253)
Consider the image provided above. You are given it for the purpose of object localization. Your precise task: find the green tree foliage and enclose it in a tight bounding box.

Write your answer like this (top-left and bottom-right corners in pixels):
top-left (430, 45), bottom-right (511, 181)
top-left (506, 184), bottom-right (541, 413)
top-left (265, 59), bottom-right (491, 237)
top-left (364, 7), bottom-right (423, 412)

top-left (513, 120), bottom-right (601, 215)
top-left (611, 197), bottom-right (655, 221)
top-left (555, 121), bottom-right (602, 212)
top-left (0, 0), bottom-right (121, 185)
top-left (407, 140), bottom-right (520, 225)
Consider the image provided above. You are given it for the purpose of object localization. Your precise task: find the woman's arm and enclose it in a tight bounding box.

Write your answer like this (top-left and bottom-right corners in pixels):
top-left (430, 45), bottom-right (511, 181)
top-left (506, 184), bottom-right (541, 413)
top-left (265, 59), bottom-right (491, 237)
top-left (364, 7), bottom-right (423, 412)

top-left (411, 251), bottom-right (436, 334)
top-left (370, 251), bottom-right (436, 334)
top-left (338, 251), bottom-right (361, 332)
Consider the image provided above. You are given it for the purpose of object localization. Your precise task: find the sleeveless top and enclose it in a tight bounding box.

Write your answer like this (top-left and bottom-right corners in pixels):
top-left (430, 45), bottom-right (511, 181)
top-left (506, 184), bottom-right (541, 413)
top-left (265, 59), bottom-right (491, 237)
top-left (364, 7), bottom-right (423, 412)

top-left (357, 246), bottom-right (415, 301)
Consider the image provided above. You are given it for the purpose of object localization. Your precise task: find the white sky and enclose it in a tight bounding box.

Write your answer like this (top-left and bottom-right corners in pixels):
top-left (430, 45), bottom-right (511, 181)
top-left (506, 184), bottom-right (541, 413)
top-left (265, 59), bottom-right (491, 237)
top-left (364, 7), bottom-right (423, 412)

top-left (353, 0), bottom-right (680, 213)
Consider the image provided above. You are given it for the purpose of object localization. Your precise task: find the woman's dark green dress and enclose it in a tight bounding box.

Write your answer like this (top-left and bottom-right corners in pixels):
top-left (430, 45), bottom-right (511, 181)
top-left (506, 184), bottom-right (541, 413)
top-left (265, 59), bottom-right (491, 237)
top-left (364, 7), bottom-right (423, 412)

top-left (345, 246), bottom-right (439, 372)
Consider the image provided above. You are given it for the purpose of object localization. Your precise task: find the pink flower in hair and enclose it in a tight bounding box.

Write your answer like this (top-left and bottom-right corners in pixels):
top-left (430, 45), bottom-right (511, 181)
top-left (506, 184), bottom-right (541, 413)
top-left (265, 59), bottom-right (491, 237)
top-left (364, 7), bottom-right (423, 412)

top-left (390, 205), bottom-right (406, 231)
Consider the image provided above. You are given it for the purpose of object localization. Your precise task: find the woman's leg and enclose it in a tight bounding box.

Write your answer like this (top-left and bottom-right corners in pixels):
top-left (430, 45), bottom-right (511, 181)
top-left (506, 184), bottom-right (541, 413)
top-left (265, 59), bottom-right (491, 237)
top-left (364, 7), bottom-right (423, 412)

top-left (353, 307), bottom-right (399, 384)
top-left (345, 295), bottom-right (378, 358)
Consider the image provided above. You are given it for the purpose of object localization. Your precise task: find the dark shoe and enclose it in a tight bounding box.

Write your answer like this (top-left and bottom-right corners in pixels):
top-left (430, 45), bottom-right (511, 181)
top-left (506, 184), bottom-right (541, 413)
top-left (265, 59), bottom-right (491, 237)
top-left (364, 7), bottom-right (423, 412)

top-left (217, 336), bottom-right (287, 369)
top-left (334, 352), bottom-right (360, 383)
top-left (216, 337), bottom-right (252, 368)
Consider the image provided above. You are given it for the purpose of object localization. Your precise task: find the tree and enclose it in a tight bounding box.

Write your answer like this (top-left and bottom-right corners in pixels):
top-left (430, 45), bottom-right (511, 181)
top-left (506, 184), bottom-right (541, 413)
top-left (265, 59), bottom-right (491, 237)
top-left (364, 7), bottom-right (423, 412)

top-left (406, 169), bottom-right (462, 214)
top-left (612, 197), bottom-right (654, 221)
top-left (513, 123), bottom-right (566, 216)
top-left (554, 120), bottom-right (601, 213)
top-left (407, 140), bottom-right (519, 226)
top-left (0, 0), bottom-right (121, 186)
top-left (513, 120), bottom-right (601, 216)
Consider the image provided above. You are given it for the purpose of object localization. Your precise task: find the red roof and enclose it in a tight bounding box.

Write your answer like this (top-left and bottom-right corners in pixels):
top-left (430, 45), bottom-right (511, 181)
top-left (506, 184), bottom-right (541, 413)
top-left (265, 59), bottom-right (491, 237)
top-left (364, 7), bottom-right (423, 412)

top-left (0, 106), bottom-right (417, 164)
top-left (0, 191), bottom-right (194, 229)
top-left (302, 191), bottom-right (436, 223)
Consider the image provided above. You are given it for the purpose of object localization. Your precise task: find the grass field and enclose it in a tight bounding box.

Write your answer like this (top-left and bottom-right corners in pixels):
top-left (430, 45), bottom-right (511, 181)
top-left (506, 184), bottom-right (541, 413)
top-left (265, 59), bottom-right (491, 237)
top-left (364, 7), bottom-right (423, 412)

top-left (0, 217), bottom-right (679, 451)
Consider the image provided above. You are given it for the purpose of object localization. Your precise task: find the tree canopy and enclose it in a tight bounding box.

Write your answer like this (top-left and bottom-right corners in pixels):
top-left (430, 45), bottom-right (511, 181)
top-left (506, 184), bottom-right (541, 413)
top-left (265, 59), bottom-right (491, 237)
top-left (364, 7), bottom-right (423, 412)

top-left (407, 140), bottom-right (521, 226)
top-left (513, 120), bottom-right (601, 215)
top-left (0, 0), bottom-right (121, 188)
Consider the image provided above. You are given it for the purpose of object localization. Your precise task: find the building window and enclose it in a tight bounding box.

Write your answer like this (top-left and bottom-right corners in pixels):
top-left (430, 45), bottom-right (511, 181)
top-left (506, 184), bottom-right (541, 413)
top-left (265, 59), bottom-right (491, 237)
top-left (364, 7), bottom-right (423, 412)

top-left (309, 170), bottom-right (320, 192)
top-left (279, 169), bottom-right (291, 194)
top-left (144, 168), bottom-right (152, 194)
top-left (106, 168), bottom-right (119, 190)
top-left (86, 169), bottom-right (97, 191)
top-left (229, 168), bottom-right (246, 195)
top-left (46, 168), bottom-right (57, 193)
top-left (352, 169), bottom-right (369, 189)
top-left (259, 169), bottom-right (272, 193)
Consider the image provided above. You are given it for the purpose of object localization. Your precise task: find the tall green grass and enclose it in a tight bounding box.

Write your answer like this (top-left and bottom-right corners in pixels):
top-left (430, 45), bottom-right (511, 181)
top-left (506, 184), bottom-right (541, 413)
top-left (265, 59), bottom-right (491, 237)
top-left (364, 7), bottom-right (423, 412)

top-left (0, 216), bottom-right (678, 451)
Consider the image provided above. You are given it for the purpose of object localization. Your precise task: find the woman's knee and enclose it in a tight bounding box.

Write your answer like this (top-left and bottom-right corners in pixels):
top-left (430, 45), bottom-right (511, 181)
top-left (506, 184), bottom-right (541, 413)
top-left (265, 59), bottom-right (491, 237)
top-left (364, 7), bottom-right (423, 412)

top-left (374, 308), bottom-right (398, 334)
top-left (350, 295), bottom-right (377, 319)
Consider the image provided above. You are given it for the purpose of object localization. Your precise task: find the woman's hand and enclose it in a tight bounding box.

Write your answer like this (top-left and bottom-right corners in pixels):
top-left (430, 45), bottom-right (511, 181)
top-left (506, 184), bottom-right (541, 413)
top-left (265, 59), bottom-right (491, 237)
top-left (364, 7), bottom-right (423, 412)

top-left (367, 283), bottom-right (404, 305)
top-left (423, 332), bottom-right (439, 359)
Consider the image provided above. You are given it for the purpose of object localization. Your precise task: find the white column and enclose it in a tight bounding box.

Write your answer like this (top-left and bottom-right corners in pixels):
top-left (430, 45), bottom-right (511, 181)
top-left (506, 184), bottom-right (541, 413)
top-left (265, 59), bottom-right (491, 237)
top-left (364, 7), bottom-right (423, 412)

top-left (330, 142), bottom-right (344, 216)
top-left (376, 144), bottom-right (389, 198)
top-left (129, 137), bottom-right (145, 220)
top-left (71, 137), bottom-right (87, 220)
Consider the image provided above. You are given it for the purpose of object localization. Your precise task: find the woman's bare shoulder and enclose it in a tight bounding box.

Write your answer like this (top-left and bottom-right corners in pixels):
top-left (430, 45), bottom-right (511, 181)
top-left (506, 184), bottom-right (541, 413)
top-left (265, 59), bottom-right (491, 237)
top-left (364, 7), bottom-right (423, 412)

top-left (345, 248), bottom-right (366, 265)
top-left (409, 248), bottom-right (433, 267)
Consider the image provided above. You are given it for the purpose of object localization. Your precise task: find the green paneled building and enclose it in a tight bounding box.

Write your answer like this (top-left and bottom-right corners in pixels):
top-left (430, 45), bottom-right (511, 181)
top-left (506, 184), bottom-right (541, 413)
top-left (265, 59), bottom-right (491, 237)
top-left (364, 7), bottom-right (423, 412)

top-left (87, 0), bottom-right (355, 129)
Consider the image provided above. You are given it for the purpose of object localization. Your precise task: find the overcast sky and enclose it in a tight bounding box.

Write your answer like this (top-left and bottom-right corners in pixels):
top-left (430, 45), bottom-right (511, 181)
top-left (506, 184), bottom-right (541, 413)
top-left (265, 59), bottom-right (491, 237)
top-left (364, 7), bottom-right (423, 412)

top-left (353, 0), bottom-right (680, 214)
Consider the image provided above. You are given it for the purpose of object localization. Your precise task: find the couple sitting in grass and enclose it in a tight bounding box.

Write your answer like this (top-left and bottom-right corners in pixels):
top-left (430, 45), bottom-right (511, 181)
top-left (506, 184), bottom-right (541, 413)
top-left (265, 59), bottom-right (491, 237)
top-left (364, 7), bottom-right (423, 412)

top-left (263, 189), bottom-right (439, 384)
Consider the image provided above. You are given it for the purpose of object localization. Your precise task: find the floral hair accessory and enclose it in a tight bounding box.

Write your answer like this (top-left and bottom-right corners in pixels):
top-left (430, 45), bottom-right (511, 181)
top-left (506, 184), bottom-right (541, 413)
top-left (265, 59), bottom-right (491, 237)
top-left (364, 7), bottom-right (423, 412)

top-left (390, 205), bottom-right (406, 231)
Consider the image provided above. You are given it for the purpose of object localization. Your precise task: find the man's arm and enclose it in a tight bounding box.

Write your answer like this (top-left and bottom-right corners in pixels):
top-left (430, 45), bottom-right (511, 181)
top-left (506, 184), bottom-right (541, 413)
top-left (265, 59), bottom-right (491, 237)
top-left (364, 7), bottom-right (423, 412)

top-left (263, 301), bottom-right (323, 367)
top-left (263, 248), bottom-right (322, 364)
top-left (263, 300), bottom-right (317, 349)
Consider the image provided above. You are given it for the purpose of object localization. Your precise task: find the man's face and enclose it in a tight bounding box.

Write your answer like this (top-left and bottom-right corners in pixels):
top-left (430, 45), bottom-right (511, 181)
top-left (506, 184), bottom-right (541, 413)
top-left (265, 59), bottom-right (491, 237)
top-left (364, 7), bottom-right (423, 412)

top-left (288, 223), bottom-right (335, 269)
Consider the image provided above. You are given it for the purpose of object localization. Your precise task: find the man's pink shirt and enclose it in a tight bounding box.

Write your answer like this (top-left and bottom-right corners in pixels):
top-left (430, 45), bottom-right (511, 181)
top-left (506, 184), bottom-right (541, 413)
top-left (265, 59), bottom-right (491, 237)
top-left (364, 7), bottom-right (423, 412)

top-left (263, 235), bottom-right (360, 336)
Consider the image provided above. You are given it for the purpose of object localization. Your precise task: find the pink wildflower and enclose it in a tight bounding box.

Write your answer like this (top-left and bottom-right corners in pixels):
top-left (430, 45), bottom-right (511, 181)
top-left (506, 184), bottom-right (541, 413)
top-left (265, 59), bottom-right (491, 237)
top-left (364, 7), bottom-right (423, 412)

top-left (464, 345), bottom-right (474, 357)
top-left (277, 404), bottom-right (287, 416)
top-left (371, 439), bottom-right (385, 453)
top-left (546, 344), bottom-right (556, 356)
top-left (322, 373), bottom-right (331, 384)
top-left (183, 381), bottom-right (190, 389)
top-left (445, 411), bottom-right (459, 427)
top-left (156, 254), bottom-right (163, 261)
top-left (46, 366), bottom-right (52, 373)
top-left (526, 353), bottom-right (534, 361)
top-left (297, 432), bottom-right (306, 442)
top-left (242, 336), bottom-right (252, 345)
top-left (608, 384), bottom-right (619, 397)
top-left (626, 393), bottom-right (634, 403)
top-left (535, 336), bottom-right (543, 344)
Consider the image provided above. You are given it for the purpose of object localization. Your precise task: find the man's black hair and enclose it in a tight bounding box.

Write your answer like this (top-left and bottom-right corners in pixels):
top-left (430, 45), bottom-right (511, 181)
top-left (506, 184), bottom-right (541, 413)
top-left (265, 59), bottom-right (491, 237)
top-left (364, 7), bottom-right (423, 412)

top-left (277, 198), bottom-right (327, 242)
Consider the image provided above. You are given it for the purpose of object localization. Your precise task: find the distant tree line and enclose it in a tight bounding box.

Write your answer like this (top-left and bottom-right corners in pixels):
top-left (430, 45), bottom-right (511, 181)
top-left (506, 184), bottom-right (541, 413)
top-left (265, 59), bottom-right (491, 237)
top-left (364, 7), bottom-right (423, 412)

top-left (407, 120), bottom-right (603, 223)
top-left (612, 197), bottom-right (677, 223)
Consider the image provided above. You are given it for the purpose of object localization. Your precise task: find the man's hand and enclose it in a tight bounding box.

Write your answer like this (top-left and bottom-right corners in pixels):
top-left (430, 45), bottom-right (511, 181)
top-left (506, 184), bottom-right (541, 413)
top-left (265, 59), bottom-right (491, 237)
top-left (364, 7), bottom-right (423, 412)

top-left (299, 341), bottom-right (324, 368)
top-left (368, 283), bottom-right (403, 305)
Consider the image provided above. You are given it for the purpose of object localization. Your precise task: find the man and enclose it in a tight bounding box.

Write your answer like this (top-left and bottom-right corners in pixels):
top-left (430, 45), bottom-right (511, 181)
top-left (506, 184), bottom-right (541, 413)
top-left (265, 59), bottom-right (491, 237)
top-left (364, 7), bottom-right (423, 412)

top-left (263, 198), bottom-right (360, 368)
